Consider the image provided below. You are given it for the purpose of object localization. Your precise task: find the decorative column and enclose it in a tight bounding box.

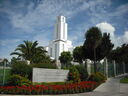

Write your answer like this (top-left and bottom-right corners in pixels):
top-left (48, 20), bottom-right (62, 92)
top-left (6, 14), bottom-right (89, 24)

top-left (86, 59), bottom-right (91, 75)
top-left (56, 60), bottom-right (61, 69)
top-left (113, 60), bottom-right (116, 77)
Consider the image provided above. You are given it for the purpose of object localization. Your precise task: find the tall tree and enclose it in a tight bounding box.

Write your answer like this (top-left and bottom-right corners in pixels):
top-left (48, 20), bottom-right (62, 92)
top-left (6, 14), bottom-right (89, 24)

top-left (83, 27), bottom-right (102, 73)
top-left (83, 27), bottom-right (114, 73)
top-left (96, 33), bottom-right (114, 60)
top-left (108, 44), bottom-right (128, 73)
top-left (73, 46), bottom-right (83, 64)
top-left (59, 51), bottom-right (73, 68)
top-left (10, 40), bottom-right (47, 64)
top-left (109, 44), bottom-right (128, 60)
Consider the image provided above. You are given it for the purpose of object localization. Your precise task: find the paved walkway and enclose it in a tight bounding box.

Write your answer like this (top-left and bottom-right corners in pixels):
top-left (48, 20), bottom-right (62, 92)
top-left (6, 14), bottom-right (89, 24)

top-left (69, 74), bottom-right (128, 96)
top-left (0, 74), bottom-right (128, 96)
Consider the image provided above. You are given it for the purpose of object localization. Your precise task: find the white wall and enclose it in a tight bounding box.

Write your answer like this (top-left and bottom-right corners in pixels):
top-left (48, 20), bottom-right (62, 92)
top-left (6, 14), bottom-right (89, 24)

top-left (33, 68), bottom-right (69, 82)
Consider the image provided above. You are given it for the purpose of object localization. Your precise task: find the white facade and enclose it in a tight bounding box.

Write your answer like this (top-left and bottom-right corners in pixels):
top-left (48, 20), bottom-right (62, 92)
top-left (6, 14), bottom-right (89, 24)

top-left (46, 16), bottom-right (73, 61)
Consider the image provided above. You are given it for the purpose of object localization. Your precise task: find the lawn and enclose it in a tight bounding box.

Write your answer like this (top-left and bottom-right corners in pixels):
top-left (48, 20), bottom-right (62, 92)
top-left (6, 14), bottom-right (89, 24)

top-left (120, 76), bottom-right (128, 83)
top-left (0, 68), bottom-right (11, 85)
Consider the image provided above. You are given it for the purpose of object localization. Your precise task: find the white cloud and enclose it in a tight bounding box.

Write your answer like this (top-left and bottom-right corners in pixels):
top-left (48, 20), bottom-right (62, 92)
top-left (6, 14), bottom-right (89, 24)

top-left (9, 0), bottom-right (113, 34)
top-left (10, 0), bottom-right (84, 33)
top-left (96, 22), bottom-right (128, 47)
top-left (96, 22), bottom-right (115, 37)
top-left (1, 0), bottom-right (127, 59)
top-left (117, 31), bottom-right (128, 45)
top-left (33, 33), bottom-right (51, 46)
top-left (0, 39), bottom-right (21, 60)
top-left (96, 22), bottom-right (118, 47)
top-left (112, 3), bottom-right (128, 16)
top-left (69, 36), bottom-right (78, 41)
top-left (0, 39), bottom-right (20, 46)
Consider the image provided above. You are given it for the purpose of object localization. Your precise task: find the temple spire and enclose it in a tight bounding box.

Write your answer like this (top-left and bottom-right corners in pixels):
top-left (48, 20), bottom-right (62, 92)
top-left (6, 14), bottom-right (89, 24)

top-left (54, 16), bottom-right (67, 41)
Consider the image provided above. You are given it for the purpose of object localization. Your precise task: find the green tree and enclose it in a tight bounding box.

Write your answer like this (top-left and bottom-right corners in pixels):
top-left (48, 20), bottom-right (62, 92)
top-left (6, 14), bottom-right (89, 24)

top-left (108, 44), bottom-right (128, 73)
top-left (108, 44), bottom-right (127, 63)
top-left (83, 27), bottom-right (102, 73)
top-left (73, 46), bottom-right (83, 64)
top-left (10, 40), bottom-right (47, 64)
top-left (83, 27), bottom-right (114, 73)
top-left (59, 51), bottom-right (73, 68)
top-left (96, 33), bottom-right (114, 60)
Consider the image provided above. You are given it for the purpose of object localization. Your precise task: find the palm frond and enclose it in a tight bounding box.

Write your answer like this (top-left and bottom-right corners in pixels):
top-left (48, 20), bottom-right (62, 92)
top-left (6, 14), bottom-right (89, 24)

top-left (10, 52), bottom-right (22, 56)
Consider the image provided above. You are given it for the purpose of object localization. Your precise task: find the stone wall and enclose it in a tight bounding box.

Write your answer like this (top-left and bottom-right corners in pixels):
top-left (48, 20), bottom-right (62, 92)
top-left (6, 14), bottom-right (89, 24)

top-left (32, 68), bottom-right (69, 82)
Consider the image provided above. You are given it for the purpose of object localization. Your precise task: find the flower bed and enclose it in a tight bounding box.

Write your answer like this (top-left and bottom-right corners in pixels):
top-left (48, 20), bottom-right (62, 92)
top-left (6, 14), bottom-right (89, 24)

top-left (0, 81), bottom-right (99, 95)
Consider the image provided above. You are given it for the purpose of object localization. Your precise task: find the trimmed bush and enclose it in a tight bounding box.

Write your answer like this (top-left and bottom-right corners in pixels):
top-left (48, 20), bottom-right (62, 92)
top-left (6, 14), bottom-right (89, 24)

top-left (96, 72), bottom-right (107, 80)
top-left (75, 65), bottom-right (88, 81)
top-left (30, 62), bottom-right (56, 69)
top-left (68, 66), bottom-right (81, 82)
top-left (88, 72), bottom-right (106, 82)
top-left (8, 74), bottom-right (31, 86)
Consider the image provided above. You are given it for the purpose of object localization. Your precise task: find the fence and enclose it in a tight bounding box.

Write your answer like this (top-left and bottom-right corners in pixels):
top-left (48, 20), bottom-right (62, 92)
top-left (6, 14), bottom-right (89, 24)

top-left (0, 61), bottom-right (11, 85)
top-left (88, 58), bottom-right (127, 78)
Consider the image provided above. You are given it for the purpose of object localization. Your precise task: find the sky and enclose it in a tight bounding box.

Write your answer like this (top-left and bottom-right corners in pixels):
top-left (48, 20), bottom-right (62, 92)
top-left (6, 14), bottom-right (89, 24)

top-left (0, 0), bottom-right (128, 60)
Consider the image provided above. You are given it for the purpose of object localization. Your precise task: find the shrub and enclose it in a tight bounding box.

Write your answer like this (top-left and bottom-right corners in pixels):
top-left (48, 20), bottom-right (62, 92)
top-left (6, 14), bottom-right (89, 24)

top-left (8, 74), bottom-right (31, 86)
top-left (11, 61), bottom-right (32, 79)
top-left (31, 62), bottom-right (56, 69)
top-left (88, 72), bottom-right (106, 82)
top-left (96, 72), bottom-right (107, 80)
top-left (120, 76), bottom-right (128, 83)
top-left (0, 69), bottom-right (11, 85)
top-left (75, 65), bottom-right (88, 81)
top-left (68, 66), bottom-right (81, 82)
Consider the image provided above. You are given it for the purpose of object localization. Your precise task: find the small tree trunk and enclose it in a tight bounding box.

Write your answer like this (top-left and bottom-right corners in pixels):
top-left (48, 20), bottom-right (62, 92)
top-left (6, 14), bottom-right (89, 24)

top-left (94, 48), bottom-right (97, 73)
top-left (84, 60), bottom-right (87, 69)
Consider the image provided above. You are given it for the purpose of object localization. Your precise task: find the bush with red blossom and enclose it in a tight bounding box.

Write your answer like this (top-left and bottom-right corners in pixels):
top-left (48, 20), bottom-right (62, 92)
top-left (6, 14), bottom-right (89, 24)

top-left (0, 81), bottom-right (98, 95)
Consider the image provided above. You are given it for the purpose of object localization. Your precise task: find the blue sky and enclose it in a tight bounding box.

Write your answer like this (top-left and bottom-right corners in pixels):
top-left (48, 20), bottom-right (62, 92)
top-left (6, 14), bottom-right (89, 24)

top-left (0, 0), bottom-right (128, 60)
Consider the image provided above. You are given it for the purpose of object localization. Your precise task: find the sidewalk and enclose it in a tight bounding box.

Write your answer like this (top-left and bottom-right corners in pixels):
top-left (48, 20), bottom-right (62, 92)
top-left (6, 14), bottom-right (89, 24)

top-left (50, 74), bottom-right (128, 96)
top-left (78, 74), bottom-right (128, 96)
top-left (0, 74), bottom-right (128, 96)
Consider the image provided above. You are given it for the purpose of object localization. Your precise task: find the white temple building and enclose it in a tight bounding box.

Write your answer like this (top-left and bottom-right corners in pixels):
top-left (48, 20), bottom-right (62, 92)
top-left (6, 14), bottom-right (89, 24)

top-left (45, 16), bottom-right (73, 61)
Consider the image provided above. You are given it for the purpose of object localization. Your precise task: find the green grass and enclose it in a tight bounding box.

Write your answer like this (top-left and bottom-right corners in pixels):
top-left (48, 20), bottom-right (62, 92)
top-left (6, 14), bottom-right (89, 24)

top-left (120, 76), bottom-right (128, 83)
top-left (0, 68), bottom-right (11, 84)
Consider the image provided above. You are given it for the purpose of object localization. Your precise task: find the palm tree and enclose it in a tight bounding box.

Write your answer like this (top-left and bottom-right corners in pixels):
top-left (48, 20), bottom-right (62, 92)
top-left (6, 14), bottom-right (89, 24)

top-left (83, 27), bottom-right (102, 73)
top-left (0, 58), bottom-right (8, 66)
top-left (10, 40), bottom-right (47, 64)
